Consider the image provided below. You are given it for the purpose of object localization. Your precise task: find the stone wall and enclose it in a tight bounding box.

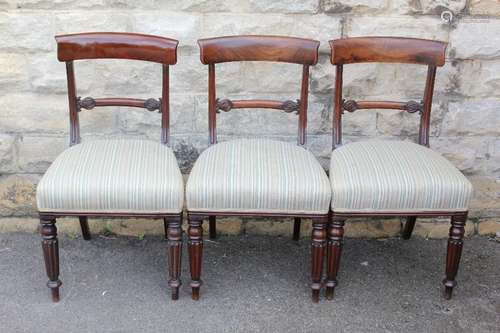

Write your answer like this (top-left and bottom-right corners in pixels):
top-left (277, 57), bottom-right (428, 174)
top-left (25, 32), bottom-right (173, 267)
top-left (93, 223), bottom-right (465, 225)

top-left (0, 0), bottom-right (499, 238)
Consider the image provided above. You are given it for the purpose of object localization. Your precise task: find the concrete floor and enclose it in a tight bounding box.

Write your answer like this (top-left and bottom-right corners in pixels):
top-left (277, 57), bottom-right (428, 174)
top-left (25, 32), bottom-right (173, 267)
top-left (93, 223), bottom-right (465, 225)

top-left (0, 233), bottom-right (498, 333)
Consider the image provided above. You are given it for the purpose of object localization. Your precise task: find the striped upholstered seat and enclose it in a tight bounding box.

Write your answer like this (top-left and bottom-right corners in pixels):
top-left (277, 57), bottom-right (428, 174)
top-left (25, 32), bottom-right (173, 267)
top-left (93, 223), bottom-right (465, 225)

top-left (329, 140), bottom-right (472, 213)
top-left (37, 140), bottom-right (184, 214)
top-left (186, 139), bottom-right (331, 214)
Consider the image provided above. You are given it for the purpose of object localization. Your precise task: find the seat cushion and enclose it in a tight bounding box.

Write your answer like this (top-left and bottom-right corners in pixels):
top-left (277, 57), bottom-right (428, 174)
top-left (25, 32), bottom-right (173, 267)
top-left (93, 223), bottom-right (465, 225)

top-left (329, 140), bottom-right (472, 213)
top-left (37, 140), bottom-right (184, 214)
top-left (186, 139), bottom-right (331, 214)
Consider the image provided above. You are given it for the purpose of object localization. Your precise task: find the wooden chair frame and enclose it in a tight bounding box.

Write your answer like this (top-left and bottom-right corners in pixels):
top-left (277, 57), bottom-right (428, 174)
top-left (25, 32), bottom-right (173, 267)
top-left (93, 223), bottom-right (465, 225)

top-left (326, 37), bottom-right (468, 301)
top-left (188, 35), bottom-right (329, 302)
top-left (39, 32), bottom-right (183, 302)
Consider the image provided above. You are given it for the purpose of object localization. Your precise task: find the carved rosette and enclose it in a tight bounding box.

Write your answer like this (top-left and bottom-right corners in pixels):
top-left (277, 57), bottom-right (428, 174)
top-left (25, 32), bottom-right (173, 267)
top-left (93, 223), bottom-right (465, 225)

top-left (405, 100), bottom-right (424, 114)
top-left (282, 99), bottom-right (300, 114)
top-left (342, 99), bottom-right (358, 113)
top-left (144, 98), bottom-right (161, 112)
top-left (77, 96), bottom-right (96, 111)
top-left (215, 98), bottom-right (233, 113)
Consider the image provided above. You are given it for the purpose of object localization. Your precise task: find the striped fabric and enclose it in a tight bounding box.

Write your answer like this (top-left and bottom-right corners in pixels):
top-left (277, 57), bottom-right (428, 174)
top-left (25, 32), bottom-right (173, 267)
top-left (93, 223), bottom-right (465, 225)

top-left (37, 140), bottom-right (184, 214)
top-left (186, 139), bottom-right (331, 214)
top-left (329, 140), bottom-right (472, 213)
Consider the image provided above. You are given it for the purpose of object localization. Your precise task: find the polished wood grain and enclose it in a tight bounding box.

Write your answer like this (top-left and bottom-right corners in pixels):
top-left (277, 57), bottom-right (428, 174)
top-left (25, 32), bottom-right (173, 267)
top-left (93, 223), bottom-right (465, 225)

top-left (330, 37), bottom-right (446, 66)
top-left (40, 217), bottom-right (61, 302)
top-left (330, 37), bottom-right (444, 148)
top-left (311, 216), bottom-right (328, 303)
top-left (199, 35), bottom-right (319, 65)
top-left (443, 213), bottom-right (467, 300)
top-left (327, 37), bottom-right (467, 302)
top-left (216, 99), bottom-right (300, 112)
top-left (41, 32), bottom-right (181, 302)
top-left (78, 97), bottom-right (161, 110)
top-left (192, 37), bottom-right (323, 300)
top-left (56, 32), bottom-right (178, 64)
top-left (188, 215), bottom-right (204, 300)
top-left (166, 215), bottom-right (183, 300)
top-left (325, 217), bottom-right (345, 300)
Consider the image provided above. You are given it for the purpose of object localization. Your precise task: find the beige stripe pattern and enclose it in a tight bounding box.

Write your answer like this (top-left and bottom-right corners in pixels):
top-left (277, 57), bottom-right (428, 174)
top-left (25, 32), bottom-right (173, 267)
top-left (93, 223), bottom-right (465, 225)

top-left (329, 140), bottom-right (472, 213)
top-left (37, 139), bottom-right (184, 214)
top-left (186, 139), bottom-right (331, 214)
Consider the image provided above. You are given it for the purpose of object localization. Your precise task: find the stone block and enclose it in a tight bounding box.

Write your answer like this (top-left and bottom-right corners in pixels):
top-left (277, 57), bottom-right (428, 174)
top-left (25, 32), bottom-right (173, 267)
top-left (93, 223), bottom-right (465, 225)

top-left (413, 218), bottom-right (475, 238)
top-left (0, 53), bottom-right (29, 93)
top-left (209, 217), bottom-right (244, 236)
top-left (344, 218), bottom-right (401, 238)
top-left (417, 0), bottom-right (467, 14)
top-left (249, 0), bottom-right (320, 13)
top-left (0, 134), bottom-right (17, 173)
top-left (0, 13), bottom-right (55, 52)
top-left (0, 174), bottom-right (39, 217)
top-left (456, 60), bottom-right (500, 98)
top-left (16, 135), bottom-right (67, 173)
top-left (346, 16), bottom-right (448, 41)
top-left (200, 13), bottom-right (341, 53)
top-left (441, 99), bottom-right (500, 136)
top-left (322, 0), bottom-right (387, 13)
top-left (0, 217), bottom-right (39, 233)
top-left (245, 218), bottom-right (296, 236)
top-left (450, 19), bottom-right (500, 60)
top-left (470, 0), bottom-right (500, 16)
top-left (477, 219), bottom-right (500, 235)
top-left (468, 177), bottom-right (500, 216)
top-left (131, 12), bottom-right (202, 51)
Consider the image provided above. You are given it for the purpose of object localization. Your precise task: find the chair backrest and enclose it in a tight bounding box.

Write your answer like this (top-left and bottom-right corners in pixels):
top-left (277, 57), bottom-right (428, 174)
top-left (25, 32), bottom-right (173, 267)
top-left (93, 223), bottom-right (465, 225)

top-left (329, 37), bottom-right (447, 149)
top-left (198, 35), bottom-right (320, 146)
top-left (55, 32), bottom-right (179, 146)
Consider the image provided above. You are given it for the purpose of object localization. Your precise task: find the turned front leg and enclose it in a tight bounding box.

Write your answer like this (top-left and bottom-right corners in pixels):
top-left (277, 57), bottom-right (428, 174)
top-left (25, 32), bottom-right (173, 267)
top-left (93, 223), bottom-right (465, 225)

top-left (443, 213), bottom-right (467, 300)
top-left (326, 217), bottom-right (345, 300)
top-left (40, 216), bottom-right (62, 302)
top-left (166, 214), bottom-right (183, 300)
top-left (311, 217), bottom-right (328, 303)
top-left (188, 215), bottom-right (204, 300)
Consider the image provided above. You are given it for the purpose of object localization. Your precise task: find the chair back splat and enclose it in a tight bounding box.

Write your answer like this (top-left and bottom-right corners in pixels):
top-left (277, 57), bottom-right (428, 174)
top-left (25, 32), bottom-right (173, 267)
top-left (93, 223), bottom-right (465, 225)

top-left (329, 37), bottom-right (447, 149)
top-left (198, 35), bottom-right (320, 146)
top-left (55, 32), bottom-right (179, 146)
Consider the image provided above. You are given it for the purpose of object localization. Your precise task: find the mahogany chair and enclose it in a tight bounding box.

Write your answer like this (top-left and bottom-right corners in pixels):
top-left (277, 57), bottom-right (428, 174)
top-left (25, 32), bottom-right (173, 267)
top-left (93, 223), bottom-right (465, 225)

top-left (326, 37), bottom-right (472, 301)
top-left (186, 36), bottom-right (331, 302)
top-left (36, 33), bottom-right (184, 301)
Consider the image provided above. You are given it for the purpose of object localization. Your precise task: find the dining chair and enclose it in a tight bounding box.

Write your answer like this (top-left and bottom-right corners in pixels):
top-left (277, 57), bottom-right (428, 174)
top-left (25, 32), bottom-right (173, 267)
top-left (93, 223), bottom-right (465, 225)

top-left (326, 37), bottom-right (473, 301)
top-left (185, 35), bottom-right (331, 302)
top-left (36, 32), bottom-right (184, 302)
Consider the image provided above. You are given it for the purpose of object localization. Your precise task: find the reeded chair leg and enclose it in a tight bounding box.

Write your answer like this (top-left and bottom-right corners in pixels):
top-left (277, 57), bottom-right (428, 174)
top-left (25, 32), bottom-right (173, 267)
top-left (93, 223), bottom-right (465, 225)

top-left (188, 215), bottom-right (204, 300)
top-left (325, 217), bottom-right (345, 300)
top-left (443, 213), bottom-right (467, 300)
top-left (209, 215), bottom-right (216, 240)
top-left (401, 216), bottom-right (416, 240)
top-left (79, 216), bottom-right (91, 240)
top-left (166, 214), bottom-right (183, 300)
top-left (40, 216), bottom-right (62, 302)
top-left (293, 217), bottom-right (301, 241)
top-left (311, 216), bottom-right (328, 302)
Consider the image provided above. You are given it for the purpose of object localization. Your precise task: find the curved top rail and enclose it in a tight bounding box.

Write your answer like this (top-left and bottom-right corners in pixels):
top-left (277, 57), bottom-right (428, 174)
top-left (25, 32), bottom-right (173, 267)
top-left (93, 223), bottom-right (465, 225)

top-left (330, 37), bottom-right (447, 66)
top-left (55, 32), bottom-right (178, 64)
top-left (198, 35), bottom-right (320, 65)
